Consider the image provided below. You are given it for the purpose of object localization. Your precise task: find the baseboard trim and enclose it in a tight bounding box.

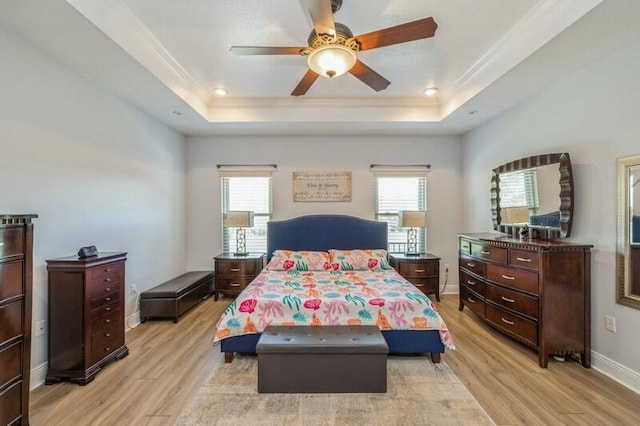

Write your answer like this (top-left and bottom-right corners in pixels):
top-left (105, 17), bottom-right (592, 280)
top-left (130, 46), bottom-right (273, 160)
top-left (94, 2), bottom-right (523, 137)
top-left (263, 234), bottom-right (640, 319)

top-left (125, 310), bottom-right (141, 331)
top-left (30, 361), bottom-right (48, 390)
top-left (591, 350), bottom-right (640, 394)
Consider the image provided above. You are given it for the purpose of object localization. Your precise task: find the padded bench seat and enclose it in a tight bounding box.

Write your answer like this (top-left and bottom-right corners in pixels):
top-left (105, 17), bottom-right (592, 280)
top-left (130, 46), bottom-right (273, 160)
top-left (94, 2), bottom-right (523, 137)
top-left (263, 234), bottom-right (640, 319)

top-left (140, 271), bottom-right (214, 323)
top-left (256, 325), bottom-right (389, 393)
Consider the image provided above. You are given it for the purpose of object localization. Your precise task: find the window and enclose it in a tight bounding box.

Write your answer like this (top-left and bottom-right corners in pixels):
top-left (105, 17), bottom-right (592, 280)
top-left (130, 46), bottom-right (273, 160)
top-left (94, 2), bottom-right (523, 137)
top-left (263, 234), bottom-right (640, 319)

top-left (374, 173), bottom-right (427, 253)
top-left (221, 174), bottom-right (273, 253)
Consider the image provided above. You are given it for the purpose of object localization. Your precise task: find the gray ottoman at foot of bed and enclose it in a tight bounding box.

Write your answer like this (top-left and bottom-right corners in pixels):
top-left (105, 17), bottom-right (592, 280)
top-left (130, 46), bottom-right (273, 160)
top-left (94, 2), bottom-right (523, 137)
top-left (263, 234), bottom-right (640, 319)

top-left (256, 325), bottom-right (389, 393)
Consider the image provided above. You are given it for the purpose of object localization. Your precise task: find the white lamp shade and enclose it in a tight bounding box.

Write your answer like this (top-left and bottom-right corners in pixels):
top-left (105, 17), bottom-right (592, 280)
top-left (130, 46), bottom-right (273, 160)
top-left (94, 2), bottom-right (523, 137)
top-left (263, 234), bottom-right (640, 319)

top-left (224, 211), bottom-right (254, 228)
top-left (307, 44), bottom-right (357, 78)
top-left (401, 211), bottom-right (427, 228)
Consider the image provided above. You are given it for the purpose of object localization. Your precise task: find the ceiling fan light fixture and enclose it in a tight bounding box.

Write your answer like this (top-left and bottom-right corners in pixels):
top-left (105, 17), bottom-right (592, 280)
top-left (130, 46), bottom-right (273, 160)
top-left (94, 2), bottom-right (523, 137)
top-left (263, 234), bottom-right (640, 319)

top-left (307, 44), bottom-right (357, 78)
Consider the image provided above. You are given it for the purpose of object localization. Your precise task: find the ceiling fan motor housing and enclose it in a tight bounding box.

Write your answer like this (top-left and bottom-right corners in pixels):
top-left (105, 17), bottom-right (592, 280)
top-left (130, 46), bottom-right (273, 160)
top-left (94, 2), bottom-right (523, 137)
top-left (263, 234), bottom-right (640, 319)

top-left (305, 23), bottom-right (359, 52)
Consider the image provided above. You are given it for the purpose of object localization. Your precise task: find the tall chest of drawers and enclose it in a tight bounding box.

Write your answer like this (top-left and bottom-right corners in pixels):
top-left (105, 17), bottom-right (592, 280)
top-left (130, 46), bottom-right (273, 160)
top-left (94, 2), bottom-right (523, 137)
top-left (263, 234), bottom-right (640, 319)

top-left (458, 233), bottom-right (592, 368)
top-left (45, 252), bottom-right (129, 385)
top-left (0, 214), bottom-right (36, 426)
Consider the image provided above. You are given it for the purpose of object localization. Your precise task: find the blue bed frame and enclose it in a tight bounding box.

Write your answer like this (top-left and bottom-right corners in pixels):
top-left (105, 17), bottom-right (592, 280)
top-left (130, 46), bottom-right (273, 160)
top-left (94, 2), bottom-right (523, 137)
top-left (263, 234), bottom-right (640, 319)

top-left (219, 214), bottom-right (445, 363)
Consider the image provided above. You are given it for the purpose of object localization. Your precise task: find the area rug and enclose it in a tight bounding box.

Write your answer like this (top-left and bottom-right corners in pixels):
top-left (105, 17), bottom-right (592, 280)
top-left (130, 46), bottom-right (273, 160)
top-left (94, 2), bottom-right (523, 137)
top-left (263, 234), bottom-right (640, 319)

top-left (176, 352), bottom-right (493, 426)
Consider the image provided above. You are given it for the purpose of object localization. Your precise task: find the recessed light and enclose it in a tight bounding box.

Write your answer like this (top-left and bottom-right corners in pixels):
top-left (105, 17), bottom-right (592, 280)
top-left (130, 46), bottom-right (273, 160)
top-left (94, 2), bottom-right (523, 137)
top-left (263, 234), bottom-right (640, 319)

top-left (213, 87), bottom-right (228, 96)
top-left (423, 87), bottom-right (439, 96)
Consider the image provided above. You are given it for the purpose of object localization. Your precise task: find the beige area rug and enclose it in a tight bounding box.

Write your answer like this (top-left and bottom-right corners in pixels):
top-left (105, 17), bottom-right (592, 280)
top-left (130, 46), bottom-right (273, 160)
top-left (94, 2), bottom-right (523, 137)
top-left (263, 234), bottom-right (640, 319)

top-left (176, 352), bottom-right (494, 426)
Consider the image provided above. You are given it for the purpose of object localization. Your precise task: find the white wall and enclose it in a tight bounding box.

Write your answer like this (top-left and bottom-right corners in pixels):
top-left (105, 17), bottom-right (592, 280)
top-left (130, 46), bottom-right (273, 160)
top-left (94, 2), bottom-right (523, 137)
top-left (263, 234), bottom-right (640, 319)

top-left (462, 36), bottom-right (640, 390)
top-left (186, 135), bottom-right (463, 290)
top-left (0, 28), bottom-right (187, 386)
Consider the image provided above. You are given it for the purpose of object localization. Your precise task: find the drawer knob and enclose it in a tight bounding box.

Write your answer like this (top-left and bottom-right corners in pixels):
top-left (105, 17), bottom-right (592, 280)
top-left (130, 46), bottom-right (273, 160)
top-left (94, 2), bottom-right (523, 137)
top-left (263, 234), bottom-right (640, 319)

top-left (230, 282), bottom-right (241, 287)
top-left (105, 287), bottom-right (111, 292)
top-left (414, 283), bottom-right (424, 287)
top-left (105, 307), bottom-right (111, 312)
top-left (501, 274), bottom-right (516, 280)
top-left (105, 278), bottom-right (111, 282)
top-left (467, 262), bottom-right (476, 268)
top-left (501, 296), bottom-right (515, 303)
top-left (414, 269), bottom-right (425, 273)
top-left (105, 347), bottom-right (111, 352)
top-left (467, 297), bottom-right (475, 304)
top-left (105, 333), bottom-right (111, 337)
top-left (105, 319), bottom-right (111, 323)
top-left (105, 297), bottom-right (111, 301)
top-left (501, 317), bottom-right (515, 326)
top-left (229, 268), bottom-right (241, 272)
top-left (467, 280), bottom-right (475, 286)
top-left (481, 250), bottom-right (490, 255)
top-left (105, 268), bottom-right (111, 272)
top-left (516, 257), bottom-right (532, 262)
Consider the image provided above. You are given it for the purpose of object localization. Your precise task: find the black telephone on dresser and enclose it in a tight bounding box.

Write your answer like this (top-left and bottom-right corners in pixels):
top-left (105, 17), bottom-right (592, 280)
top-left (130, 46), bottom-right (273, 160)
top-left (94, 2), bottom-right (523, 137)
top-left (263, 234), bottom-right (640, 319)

top-left (77, 245), bottom-right (98, 258)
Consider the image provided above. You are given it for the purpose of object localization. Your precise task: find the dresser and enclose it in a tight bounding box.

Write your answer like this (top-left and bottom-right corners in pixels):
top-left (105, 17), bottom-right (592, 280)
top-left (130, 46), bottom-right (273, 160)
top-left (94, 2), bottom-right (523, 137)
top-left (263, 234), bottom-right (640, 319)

top-left (389, 253), bottom-right (441, 301)
top-left (45, 252), bottom-right (128, 385)
top-left (214, 253), bottom-right (264, 300)
top-left (0, 214), bottom-right (36, 426)
top-left (458, 233), bottom-right (592, 368)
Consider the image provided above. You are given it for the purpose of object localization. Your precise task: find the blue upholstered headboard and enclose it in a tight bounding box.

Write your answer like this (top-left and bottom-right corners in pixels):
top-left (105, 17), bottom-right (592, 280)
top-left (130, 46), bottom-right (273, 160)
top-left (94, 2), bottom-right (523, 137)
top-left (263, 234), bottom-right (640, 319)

top-left (266, 215), bottom-right (388, 260)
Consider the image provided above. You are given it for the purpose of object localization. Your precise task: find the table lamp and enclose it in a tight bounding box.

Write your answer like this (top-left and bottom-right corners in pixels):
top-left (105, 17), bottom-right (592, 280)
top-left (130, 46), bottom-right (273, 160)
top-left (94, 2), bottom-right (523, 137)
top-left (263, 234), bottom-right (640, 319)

top-left (401, 210), bottom-right (427, 255)
top-left (224, 211), bottom-right (254, 256)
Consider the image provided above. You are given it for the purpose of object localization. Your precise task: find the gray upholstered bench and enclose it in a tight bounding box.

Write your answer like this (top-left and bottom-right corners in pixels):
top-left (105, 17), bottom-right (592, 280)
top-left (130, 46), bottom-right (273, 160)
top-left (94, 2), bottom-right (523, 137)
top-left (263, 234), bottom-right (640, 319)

top-left (256, 325), bottom-right (389, 393)
top-left (140, 271), bottom-right (214, 323)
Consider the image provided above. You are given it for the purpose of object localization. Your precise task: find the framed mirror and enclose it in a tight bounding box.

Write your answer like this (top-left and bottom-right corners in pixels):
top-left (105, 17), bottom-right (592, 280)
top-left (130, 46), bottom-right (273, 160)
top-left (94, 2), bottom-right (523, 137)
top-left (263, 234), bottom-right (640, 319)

top-left (491, 153), bottom-right (574, 239)
top-left (616, 154), bottom-right (640, 309)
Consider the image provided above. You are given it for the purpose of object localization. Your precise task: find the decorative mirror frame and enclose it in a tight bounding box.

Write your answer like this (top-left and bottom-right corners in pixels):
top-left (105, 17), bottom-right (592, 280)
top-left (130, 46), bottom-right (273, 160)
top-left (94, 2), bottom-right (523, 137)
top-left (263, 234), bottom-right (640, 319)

top-left (491, 153), bottom-right (574, 239)
top-left (616, 154), bottom-right (640, 309)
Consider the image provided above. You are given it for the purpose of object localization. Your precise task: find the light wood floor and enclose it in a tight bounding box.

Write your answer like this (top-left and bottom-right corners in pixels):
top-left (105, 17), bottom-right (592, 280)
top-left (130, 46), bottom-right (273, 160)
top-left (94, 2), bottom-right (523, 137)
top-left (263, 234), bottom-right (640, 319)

top-left (29, 294), bottom-right (640, 425)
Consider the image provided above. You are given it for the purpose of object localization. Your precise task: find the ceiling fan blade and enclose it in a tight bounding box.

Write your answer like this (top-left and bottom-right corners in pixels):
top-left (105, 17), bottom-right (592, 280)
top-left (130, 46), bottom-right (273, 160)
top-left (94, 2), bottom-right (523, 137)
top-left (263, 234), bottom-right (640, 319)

top-left (300, 0), bottom-right (336, 36)
top-left (291, 69), bottom-right (320, 96)
top-left (230, 46), bottom-right (306, 55)
top-left (356, 17), bottom-right (438, 51)
top-left (349, 60), bottom-right (390, 92)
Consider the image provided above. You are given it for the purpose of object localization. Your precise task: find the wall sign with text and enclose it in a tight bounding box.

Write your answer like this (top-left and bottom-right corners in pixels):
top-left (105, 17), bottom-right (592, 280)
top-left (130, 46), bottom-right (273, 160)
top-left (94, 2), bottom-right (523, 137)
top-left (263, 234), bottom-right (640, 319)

top-left (292, 171), bottom-right (352, 202)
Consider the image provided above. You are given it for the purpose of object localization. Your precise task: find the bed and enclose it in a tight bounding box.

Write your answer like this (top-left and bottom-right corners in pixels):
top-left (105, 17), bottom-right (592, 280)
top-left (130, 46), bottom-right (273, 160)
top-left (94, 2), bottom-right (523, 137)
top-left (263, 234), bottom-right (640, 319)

top-left (214, 214), bottom-right (454, 363)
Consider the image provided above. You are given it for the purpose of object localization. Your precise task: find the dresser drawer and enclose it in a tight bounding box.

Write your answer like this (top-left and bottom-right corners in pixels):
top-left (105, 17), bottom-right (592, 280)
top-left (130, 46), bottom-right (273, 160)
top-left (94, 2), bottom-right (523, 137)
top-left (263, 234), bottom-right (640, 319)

top-left (0, 301), bottom-right (23, 345)
top-left (0, 260), bottom-right (23, 303)
top-left (88, 275), bottom-right (123, 300)
top-left (91, 298), bottom-right (121, 318)
top-left (87, 262), bottom-right (125, 281)
top-left (486, 304), bottom-right (537, 347)
top-left (0, 227), bottom-right (24, 259)
top-left (460, 270), bottom-right (485, 295)
top-left (486, 282), bottom-right (539, 319)
top-left (459, 255), bottom-right (486, 277)
top-left (459, 239), bottom-right (472, 255)
top-left (216, 259), bottom-right (261, 276)
top-left (460, 284), bottom-right (486, 318)
top-left (510, 249), bottom-right (540, 270)
top-left (398, 262), bottom-right (438, 277)
top-left (90, 289), bottom-right (121, 311)
top-left (91, 308), bottom-right (122, 333)
top-left (215, 276), bottom-right (254, 292)
top-left (90, 326), bottom-right (124, 365)
top-left (0, 340), bottom-right (22, 387)
top-left (471, 243), bottom-right (507, 263)
top-left (486, 263), bottom-right (538, 295)
top-left (0, 380), bottom-right (22, 426)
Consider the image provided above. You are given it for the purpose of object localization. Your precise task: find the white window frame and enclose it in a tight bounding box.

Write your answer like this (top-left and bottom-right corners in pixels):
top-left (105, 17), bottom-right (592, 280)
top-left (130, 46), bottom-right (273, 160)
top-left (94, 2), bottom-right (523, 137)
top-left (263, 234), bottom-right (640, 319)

top-left (373, 169), bottom-right (428, 254)
top-left (219, 166), bottom-right (275, 254)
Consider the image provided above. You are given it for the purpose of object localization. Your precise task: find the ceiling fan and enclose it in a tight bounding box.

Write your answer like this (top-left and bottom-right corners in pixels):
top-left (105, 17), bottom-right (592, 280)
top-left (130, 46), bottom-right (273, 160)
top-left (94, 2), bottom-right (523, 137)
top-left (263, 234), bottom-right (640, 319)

top-left (230, 0), bottom-right (438, 96)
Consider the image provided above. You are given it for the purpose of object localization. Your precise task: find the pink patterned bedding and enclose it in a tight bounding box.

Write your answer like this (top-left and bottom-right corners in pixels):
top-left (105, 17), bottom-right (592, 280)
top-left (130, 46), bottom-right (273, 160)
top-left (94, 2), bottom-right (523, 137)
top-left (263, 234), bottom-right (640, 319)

top-left (214, 268), bottom-right (455, 350)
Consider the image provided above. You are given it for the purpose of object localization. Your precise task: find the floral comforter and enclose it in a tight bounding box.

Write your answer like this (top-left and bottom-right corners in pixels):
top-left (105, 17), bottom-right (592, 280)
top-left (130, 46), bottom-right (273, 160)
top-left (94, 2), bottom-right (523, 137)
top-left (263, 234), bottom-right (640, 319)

top-left (214, 269), bottom-right (455, 350)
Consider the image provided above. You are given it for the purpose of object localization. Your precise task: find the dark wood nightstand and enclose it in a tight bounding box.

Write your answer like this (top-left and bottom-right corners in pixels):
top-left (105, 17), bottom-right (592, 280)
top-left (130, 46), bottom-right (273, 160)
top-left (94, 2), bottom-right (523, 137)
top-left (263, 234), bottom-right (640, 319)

top-left (389, 253), bottom-right (441, 302)
top-left (214, 253), bottom-right (264, 300)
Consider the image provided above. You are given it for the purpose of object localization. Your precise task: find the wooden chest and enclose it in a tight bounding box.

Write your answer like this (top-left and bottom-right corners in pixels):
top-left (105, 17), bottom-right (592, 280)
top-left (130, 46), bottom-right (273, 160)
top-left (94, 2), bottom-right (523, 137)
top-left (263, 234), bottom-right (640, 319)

top-left (45, 252), bottom-right (129, 385)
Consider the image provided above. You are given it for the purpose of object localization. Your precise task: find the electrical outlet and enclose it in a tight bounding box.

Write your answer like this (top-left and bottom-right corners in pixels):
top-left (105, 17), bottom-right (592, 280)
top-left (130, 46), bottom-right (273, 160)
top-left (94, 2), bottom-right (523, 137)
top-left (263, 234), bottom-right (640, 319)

top-left (444, 264), bottom-right (449, 272)
top-left (131, 284), bottom-right (138, 294)
top-left (605, 315), bottom-right (616, 332)
top-left (36, 320), bottom-right (45, 336)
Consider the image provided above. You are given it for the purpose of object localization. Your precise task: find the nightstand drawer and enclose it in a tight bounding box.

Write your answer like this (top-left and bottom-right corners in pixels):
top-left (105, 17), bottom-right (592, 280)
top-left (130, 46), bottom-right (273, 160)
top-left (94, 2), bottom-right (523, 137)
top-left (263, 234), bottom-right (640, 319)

top-left (398, 262), bottom-right (438, 277)
top-left (216, 260), bottom-right (261, 276)
top-left (406, 277), bottom-right (438, 293)
top-left (216, 277), bottom-right (254, 291)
